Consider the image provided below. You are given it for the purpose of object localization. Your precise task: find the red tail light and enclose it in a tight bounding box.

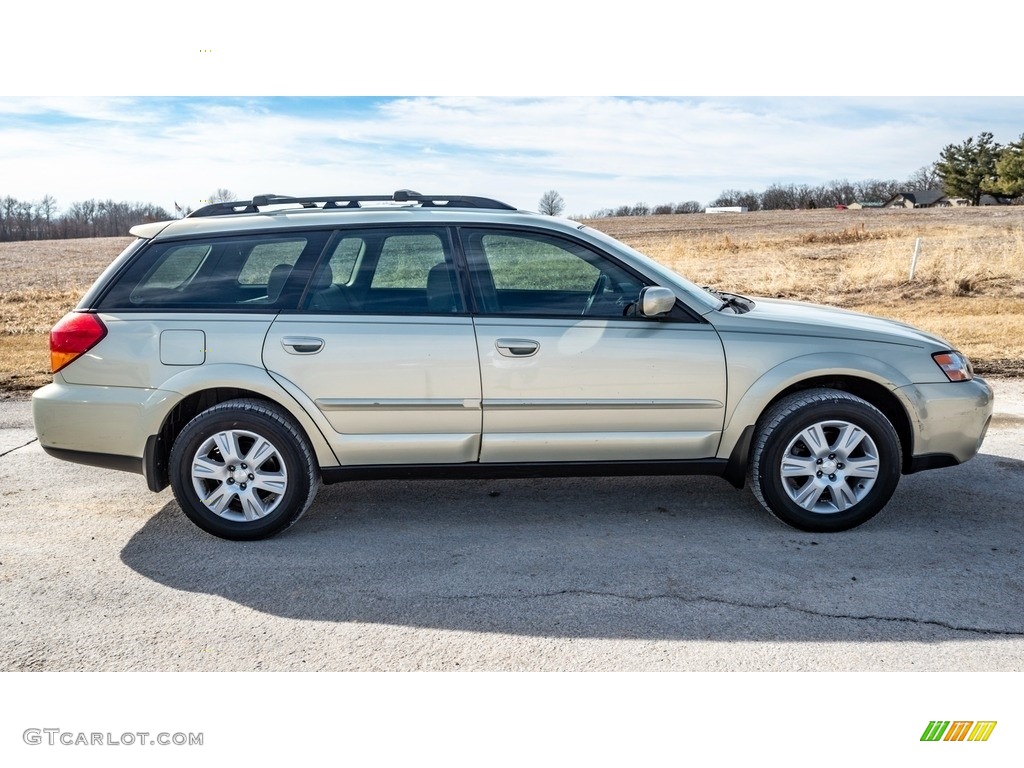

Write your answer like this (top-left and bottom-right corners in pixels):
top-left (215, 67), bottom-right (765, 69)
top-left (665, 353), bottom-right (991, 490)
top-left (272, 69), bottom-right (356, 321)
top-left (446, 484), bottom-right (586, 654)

top-left (50, 312), bottom-right (107, 373)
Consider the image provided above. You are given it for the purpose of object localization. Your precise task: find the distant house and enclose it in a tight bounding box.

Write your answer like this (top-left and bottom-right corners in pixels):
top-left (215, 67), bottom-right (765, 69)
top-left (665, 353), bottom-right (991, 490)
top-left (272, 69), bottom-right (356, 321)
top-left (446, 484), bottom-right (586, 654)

top-left (847, 201), bottom-right (885, 210)
top-left (979, 194), bottom-right (1014, 206)
top-left (705, 206), bottom-right (748, 213)
top-left (883, 189), bottom-right (950, 208)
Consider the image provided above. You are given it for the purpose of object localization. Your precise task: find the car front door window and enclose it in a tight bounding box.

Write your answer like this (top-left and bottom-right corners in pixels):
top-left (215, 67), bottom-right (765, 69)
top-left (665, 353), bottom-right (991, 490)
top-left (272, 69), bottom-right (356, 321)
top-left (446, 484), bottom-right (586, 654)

top-left (463, 230), bottom-right (645, 317)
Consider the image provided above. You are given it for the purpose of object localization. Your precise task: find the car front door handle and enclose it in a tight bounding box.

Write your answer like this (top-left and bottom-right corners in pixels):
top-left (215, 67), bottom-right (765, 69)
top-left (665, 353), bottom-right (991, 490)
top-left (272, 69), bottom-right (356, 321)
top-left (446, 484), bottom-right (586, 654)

top-left (496, 338), bottom-right (540, 357)
top-left (281, 336), bottom-right (325, 354)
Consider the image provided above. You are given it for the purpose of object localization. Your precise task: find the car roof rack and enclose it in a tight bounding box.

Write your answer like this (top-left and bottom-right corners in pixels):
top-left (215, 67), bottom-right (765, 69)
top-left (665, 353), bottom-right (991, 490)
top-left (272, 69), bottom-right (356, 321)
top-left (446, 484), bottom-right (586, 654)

top-left (188, 190), bottom-right (517, 217)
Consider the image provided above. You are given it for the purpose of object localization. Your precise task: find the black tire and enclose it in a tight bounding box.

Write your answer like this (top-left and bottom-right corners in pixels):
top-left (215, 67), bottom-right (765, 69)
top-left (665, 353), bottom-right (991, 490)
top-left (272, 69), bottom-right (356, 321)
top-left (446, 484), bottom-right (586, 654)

top-left (748, 388), bottom-right (902, 532)
top-left (168, 398), bottom-right (319, 540)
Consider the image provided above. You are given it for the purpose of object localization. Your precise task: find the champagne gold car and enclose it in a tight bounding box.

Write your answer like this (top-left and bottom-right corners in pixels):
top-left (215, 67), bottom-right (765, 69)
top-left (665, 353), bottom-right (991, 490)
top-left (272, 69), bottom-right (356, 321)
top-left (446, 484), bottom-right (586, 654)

top-left (32, 192), bottom-right (993, 539)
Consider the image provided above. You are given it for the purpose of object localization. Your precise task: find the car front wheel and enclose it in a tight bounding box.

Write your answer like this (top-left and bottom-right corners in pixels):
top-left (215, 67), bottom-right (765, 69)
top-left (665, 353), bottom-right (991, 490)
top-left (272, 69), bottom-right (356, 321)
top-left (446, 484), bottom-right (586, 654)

top-left (168, 398), bottom-right (319, 540)
top-left (749, 388), bottom-right (902, 532)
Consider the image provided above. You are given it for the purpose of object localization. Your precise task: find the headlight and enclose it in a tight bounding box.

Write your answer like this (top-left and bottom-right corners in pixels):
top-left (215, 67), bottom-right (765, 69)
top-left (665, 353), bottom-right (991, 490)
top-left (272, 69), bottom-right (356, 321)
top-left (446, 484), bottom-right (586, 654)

top-left (933, 351), bottom-right (973, 381)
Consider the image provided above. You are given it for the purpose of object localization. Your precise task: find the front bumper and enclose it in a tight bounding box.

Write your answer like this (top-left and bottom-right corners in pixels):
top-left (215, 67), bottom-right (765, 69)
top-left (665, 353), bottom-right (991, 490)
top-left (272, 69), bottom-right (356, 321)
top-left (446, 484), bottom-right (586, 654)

top-left (897, 376), bottom-right (994, 469)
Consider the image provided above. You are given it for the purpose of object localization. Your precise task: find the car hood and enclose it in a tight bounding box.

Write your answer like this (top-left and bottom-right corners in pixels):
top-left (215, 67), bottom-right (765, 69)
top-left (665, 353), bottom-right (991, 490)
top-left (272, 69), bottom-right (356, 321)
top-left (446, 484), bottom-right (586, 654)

top-left (718, 297), bottom-right (953, 349)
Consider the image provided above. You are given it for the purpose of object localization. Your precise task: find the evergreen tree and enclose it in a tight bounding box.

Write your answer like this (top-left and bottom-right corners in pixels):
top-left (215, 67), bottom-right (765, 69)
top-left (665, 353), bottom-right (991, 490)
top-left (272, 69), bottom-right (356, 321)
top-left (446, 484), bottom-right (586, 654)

top-left (935, 132), bottom-right (1001, 205)
top-left (993, 134), bottom-right (1024, 199)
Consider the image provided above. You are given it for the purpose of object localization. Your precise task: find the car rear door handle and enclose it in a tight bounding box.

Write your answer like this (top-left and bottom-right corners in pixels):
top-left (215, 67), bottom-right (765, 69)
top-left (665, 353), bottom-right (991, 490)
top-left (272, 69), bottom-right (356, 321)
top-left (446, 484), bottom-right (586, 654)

top-left (281, 336), bottom-right (324, 354)
top-left (496, 338), bottom-right (540, 357)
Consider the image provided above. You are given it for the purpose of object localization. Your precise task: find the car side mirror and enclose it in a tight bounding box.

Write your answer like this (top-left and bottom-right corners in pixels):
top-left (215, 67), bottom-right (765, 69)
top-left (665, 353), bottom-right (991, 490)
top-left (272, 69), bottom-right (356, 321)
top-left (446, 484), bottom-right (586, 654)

top-left (639, 286), bottom-right (675, 317)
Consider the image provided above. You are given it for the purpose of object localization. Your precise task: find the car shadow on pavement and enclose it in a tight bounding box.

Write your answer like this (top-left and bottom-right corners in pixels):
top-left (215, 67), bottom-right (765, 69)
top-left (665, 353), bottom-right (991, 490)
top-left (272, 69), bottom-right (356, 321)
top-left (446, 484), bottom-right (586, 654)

top-left (121, 456), bottom-right (1024, 642)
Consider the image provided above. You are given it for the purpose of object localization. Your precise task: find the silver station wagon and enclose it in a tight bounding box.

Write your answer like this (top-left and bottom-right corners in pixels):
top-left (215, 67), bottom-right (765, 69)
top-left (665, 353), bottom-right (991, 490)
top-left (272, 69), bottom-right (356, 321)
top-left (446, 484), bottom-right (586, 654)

top-left (33, 192), bottom-right (994, 539)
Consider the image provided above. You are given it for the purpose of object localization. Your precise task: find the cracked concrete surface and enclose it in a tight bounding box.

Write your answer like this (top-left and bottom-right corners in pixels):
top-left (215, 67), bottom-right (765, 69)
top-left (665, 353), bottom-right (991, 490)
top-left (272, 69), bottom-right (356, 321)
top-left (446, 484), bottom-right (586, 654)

top-left (442, 589), bottom-right (1024, 637)
top-left (0, 436), bottom-right (36, 458)
top-left (2, 380), bottom-right (1023, 671)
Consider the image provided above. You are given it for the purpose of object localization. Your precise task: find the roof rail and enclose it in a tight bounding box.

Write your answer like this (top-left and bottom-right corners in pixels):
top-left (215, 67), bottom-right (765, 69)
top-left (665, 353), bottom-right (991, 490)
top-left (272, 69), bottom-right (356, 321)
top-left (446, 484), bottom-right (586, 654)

top-left (188, 201), bottom-right (260, 218)
top-left (187, 190), bottom-right (516, 218)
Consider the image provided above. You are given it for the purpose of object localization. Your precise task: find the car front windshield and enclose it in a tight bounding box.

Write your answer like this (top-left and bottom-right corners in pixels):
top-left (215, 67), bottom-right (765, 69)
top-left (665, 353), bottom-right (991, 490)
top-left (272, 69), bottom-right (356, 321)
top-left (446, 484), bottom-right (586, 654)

top-left (579, 226), bottom-right (724, 312)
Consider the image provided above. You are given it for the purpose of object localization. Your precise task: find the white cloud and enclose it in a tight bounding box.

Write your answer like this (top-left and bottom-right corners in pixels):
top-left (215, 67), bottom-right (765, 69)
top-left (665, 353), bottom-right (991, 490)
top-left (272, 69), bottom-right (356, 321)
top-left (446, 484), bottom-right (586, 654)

top-left (0, 97), bottom-right (162, 123)
top-left (1, 96), bottom-right (1022, 216)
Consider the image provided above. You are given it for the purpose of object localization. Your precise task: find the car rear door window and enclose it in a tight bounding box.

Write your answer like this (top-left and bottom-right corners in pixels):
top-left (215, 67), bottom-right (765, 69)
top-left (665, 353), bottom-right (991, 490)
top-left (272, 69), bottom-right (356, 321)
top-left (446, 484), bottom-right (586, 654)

top-left (302, 228), bottom-right (464, 314)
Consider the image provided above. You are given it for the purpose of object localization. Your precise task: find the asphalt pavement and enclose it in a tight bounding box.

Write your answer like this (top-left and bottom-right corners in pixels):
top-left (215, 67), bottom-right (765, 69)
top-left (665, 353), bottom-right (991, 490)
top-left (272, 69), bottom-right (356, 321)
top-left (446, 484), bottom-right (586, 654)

top-left (1, 381), bottom-right (1022, 671)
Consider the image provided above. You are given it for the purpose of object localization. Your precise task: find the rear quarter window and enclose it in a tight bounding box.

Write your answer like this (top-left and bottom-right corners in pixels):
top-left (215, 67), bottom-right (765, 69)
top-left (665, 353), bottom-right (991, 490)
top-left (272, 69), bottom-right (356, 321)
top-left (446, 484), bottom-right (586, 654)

top-left (138, 244), bottom-right (212, 289)
top-left (98, 232), bottom-right (329, 310)
top-left (236, 241), bottom-right (306, 285)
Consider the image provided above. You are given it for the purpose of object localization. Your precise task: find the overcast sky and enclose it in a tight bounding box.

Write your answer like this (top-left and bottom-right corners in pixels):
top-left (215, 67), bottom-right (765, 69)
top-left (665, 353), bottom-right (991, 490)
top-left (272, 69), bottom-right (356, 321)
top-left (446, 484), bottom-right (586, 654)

top-left (2, 4), bottom-right (1021, 217)
top-left (2, 96), bottom-right (1022, 216)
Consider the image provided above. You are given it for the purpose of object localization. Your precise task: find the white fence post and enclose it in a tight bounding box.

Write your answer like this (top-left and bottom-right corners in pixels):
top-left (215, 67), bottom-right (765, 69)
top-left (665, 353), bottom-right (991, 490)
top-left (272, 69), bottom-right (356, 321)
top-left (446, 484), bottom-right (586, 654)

top-left (909, 237), bottom-right (921, 280)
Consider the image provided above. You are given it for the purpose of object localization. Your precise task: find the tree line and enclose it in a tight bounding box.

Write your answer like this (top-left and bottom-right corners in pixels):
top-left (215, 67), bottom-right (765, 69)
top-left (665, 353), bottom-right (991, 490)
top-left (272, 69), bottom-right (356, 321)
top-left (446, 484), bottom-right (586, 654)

top-left (707, 177), bottom-right (913, 212)
top-left (0, 196), bottom-right (170, 242)
top-left (581, 130), bottom-right (1023, 217)
top-left (585, 171), bottom-right (940, 218)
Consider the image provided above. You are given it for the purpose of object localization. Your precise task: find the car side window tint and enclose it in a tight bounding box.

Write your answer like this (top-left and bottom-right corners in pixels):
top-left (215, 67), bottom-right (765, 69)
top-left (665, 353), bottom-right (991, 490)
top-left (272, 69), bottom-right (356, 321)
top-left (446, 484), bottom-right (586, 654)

top-left (324, 236), bottom-right (364, 285)
top-left (462, 229), bottom-right (646, 317)
top-left (371, 234), bottom-right (447, 289)
top-left (135, 244), bottom-right (211, 290)
top-left (484, 234), bottom-right (600, 291)
top-left (303, 228), bottom-right (464, 315)
top-left (236, 240), bottom-right (308, 285)
top-left (100, 232), bottom-right (329, 310)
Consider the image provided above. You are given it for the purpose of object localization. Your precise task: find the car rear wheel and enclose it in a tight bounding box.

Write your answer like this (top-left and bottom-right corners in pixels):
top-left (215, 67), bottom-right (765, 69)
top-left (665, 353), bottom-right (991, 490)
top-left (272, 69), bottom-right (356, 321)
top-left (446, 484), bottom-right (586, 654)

top-left (168, 398), bottom-right (318, 540)
top-left (749, 388), bottom-right (902, 532)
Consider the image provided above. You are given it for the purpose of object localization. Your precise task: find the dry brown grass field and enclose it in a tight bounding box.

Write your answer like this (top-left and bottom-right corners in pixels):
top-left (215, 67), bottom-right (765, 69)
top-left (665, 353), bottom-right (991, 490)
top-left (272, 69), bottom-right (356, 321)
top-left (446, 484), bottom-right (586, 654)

top-left (1, 206), bottom-right (1022, 395)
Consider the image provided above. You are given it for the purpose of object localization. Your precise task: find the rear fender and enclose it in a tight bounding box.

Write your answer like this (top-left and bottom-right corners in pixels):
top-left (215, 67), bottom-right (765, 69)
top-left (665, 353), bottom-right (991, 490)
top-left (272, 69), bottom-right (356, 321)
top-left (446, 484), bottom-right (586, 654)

top-left (156, 363), bottom-right (339, 469)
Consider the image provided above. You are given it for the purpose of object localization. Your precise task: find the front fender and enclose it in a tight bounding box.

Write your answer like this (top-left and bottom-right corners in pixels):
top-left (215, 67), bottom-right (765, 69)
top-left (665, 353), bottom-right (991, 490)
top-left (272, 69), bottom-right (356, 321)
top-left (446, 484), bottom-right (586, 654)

top-left (718, 352), bottom-right (917, 461)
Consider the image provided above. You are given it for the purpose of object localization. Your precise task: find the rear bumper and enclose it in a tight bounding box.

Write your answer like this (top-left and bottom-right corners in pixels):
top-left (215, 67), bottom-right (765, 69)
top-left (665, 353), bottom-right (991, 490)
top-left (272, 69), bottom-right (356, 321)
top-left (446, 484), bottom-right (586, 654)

top-left (32, 379), bottom-right (176, 463)
top-left (39, 445), bottom-right (143, 475)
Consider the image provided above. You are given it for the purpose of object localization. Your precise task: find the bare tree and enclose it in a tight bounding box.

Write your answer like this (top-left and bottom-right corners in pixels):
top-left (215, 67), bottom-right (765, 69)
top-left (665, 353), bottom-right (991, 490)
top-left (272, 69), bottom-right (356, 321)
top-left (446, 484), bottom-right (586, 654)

top-left (37, 195), bottom-right (58, 228)
top-left (710, 190), bottom-right (743, 207)
top-left (853, 178), bottom-right (901, 203)
top-left (711, 190), bottom-right (760, 210)
top-left (210, 188), bottom-right (236, 203)
top-left (0, 196), bottom-right (14, 240)
top-left (820, 179), bottom-right (857, 207)
top-left (14, 199), bottom-right (33, 239)
top-left (761, 184), bottom-right (796, 210)
top-left (906, 164), bottom-right (942, 191)
top-left (673, 201), bottom-right (703, 214)
top-left (537, 190), bottom-right (565, 216)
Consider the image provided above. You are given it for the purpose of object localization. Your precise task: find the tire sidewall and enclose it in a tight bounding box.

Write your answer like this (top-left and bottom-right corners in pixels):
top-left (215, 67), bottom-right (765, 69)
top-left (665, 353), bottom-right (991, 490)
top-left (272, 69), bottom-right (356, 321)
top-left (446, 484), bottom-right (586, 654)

top-left (756, 399), bottom-right (901, 532)
top-left (169, 407), bottom-right (312, 540)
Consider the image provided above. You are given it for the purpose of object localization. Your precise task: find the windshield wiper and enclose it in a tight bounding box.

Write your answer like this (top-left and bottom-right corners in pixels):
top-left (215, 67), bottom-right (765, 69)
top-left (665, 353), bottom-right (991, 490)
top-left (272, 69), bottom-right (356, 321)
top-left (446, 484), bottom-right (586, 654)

top-left (703, 287), bottom-right (752, 313)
